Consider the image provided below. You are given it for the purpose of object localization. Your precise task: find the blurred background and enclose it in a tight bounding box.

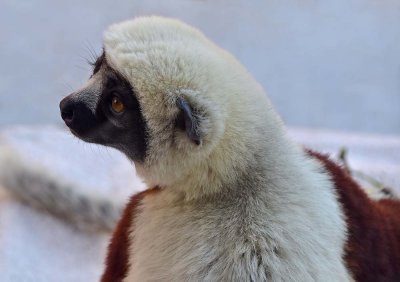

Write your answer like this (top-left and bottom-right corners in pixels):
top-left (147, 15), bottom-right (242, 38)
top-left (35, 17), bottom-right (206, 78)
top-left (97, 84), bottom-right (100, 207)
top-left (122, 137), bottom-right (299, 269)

top-left (1, 0), bottom-right (399, 134)
top-left (0, 1), bottom-right (399, 281)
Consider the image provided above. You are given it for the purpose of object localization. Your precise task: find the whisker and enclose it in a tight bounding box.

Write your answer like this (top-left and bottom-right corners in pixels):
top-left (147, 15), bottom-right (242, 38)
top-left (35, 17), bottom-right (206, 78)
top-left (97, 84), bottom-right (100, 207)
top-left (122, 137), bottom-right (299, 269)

top-left (84, 40), bottom-right (99, 66)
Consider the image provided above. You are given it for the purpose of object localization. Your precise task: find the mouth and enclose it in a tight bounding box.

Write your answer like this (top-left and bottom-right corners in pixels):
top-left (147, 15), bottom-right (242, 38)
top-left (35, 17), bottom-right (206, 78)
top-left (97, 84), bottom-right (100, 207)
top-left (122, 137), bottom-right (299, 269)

top-left (66, 126), bottom-right (79, 138)
top-left (66, 125), bottom-right (101, 145)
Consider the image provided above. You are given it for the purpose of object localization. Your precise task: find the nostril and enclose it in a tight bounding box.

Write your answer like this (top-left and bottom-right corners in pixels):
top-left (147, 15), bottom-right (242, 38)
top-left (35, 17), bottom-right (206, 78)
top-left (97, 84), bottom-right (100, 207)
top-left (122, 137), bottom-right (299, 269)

top-left (61, 107), bottom-right (74, 122)
top-left (60, 97), bottom-right (75, 123)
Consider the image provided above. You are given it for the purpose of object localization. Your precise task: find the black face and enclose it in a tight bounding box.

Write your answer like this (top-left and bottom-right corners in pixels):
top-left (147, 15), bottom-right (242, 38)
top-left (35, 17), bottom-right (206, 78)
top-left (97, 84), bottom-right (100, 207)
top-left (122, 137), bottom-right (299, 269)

top-left (59, 53), bottom-right (148, 162)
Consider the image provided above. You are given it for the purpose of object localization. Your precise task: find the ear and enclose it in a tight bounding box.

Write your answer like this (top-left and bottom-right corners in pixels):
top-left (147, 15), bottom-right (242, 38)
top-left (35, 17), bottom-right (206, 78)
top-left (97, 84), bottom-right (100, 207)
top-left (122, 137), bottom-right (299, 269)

top-left (176, 97), bottom-right (201, 145)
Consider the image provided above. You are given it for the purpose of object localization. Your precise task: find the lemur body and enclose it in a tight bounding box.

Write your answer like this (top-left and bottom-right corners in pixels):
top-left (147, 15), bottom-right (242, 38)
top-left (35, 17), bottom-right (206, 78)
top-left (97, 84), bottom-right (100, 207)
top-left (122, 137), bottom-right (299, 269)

top-left (60, 17), bottom-right (400, 281)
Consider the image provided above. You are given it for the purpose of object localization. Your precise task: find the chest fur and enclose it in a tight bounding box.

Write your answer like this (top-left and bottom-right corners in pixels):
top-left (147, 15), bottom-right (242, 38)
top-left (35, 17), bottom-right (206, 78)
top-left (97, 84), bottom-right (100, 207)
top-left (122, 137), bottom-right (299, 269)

top-left (122, 188), bottom-right (350, 282)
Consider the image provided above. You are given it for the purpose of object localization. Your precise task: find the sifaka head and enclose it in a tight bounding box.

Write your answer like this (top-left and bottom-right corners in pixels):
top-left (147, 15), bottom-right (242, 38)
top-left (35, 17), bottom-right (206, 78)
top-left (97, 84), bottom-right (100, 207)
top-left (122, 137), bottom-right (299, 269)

top-left (59, 16), bottom-right (283, 194)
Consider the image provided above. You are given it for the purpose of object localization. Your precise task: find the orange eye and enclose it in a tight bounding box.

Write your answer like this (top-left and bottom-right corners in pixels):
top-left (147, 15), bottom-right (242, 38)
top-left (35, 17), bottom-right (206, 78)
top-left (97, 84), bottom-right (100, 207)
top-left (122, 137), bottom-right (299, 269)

top-left (111, 96), bottom-right (125, 113)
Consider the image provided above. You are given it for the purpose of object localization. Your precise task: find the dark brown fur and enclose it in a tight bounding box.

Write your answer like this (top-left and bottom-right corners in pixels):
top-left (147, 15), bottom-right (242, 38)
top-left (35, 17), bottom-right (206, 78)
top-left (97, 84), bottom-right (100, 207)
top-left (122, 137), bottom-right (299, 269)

top-left (101, 186), bottom-right (161, 282)
top-left (309, 150), bottom-right (400, 282)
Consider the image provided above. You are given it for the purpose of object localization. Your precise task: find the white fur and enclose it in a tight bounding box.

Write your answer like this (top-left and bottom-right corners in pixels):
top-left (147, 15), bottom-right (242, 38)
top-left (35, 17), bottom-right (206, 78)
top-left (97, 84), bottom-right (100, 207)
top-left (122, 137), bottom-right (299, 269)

top-left (103, 17), bottom-right (352, 281)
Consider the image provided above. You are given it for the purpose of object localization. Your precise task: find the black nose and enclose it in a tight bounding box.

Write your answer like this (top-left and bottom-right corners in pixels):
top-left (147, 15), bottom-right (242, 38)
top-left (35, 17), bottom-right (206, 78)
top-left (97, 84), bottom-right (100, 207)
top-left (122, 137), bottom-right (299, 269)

top-left (59, 96), bottom-right (97, 136)
top-left (60, 97), bottom-right (75, 124)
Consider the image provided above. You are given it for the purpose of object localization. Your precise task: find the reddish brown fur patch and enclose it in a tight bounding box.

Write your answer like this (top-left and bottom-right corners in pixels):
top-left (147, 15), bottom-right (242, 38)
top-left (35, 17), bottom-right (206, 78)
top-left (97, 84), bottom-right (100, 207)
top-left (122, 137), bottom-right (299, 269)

top-left (101, 186), bottom-right (161, 282)
top-left (308, 150), bottom-right (400, 281)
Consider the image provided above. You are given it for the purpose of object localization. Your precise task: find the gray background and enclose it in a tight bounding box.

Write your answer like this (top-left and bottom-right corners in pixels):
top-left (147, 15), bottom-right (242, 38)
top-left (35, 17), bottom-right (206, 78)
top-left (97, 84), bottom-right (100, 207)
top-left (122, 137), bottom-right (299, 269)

top-left (1, 0), bottom-right (399, 134)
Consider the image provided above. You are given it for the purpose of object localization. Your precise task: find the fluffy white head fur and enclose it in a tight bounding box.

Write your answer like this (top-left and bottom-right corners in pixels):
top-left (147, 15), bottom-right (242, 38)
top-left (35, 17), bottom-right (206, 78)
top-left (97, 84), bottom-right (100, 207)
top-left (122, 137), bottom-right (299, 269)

top-left (103, 17), bottom-right (352, 281)
top-left (104, 17), bottom-right (286, 197)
